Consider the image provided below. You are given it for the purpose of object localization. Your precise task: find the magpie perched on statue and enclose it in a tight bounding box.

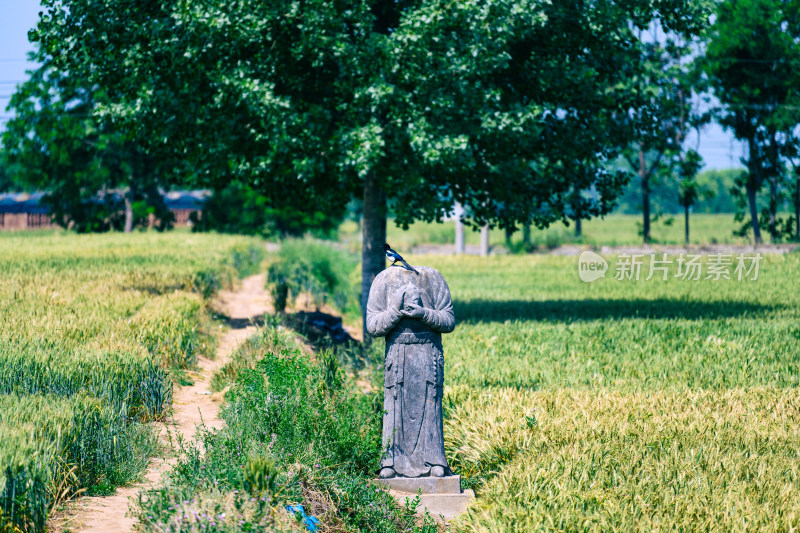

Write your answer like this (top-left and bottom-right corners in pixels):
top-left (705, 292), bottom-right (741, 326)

top-left (384, 243), bottom-right (419, 274)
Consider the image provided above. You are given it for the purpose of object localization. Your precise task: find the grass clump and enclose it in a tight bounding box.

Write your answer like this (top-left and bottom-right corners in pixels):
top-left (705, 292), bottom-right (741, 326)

top-left (137, 329), bottom-right (437, 532)
top-left (267, 239), bottom-right (358, 315)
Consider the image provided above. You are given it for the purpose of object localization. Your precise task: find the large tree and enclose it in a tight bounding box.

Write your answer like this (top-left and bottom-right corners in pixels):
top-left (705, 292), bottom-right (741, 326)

top-left (30, 0), bottom-right (709, 329)
top-left (703, 0), bottom-right (800, 244)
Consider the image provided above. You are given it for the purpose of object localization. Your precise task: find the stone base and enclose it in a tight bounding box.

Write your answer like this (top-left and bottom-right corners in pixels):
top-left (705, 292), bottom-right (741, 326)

top-left (389, 489), bottom-right (475, 523)
top-left (376, 475), bottom-right (474, 523)
top-left (376, 474), bottom-right (461, 494)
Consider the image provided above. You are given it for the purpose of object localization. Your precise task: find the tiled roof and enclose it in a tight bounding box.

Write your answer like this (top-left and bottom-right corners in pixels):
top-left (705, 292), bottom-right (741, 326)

top-left (0, 192), bottom-right (50, 214)
top-left (164, 190), bottom-right (212, 210)
top-left (0, 191), bottom-right (211, 214)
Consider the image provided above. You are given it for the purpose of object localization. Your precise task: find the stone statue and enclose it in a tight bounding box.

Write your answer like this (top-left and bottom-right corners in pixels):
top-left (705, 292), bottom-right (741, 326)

top-left (366, 264), bottom-right (455, 479)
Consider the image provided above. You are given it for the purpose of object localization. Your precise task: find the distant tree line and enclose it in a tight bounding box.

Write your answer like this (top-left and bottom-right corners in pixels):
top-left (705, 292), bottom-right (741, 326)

top-left (614, 169), bottom-right (741, 216)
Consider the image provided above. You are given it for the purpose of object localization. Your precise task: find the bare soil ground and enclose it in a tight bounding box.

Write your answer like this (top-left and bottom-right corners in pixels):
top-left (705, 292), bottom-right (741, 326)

top-left (49, 274), bottom-right (272, 533)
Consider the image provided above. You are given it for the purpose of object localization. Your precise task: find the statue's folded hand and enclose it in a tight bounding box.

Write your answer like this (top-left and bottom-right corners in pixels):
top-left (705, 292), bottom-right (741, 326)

top-left (390, 288), bottom-right (405, 312)
top-left (402, 303), bottom-right (426, 319)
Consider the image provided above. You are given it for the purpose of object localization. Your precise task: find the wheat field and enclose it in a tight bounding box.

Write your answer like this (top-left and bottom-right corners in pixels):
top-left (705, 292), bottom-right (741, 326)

top-left (0, 231), bottom-right (263, 532)
top-left (397, 252), bottom-right (800, 531)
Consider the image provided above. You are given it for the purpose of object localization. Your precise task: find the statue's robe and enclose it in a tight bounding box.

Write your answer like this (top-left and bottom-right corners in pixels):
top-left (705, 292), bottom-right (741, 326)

top-left (366, 266), bottom-right (455, 477)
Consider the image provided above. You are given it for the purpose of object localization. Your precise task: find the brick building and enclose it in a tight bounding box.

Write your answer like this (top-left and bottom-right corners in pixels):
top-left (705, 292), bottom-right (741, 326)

top-left (0, 191), bottom-right (210, 230)
top-left (0, 193), bottom-right (55, 230)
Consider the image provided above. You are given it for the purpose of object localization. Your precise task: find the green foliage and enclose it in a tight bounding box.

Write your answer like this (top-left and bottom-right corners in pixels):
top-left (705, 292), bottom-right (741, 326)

top-left (728, 167), bottom-right (800, 242)
top-left (694, 169), bottom-right (742, 213)
top-left (191, 182), bottom-right (343, 239)
top-left (209, 321), bottom-right (290, 393)
top-left (615, 20), bottom-right (710, 242)
top-left (228, 351), bottom-right (381, 469)
top-left (0, 149), bottom-right (20, 193)
top-left (0, 232), bottom-right (264, 532)
top-left (676, 149), bottom-right (709, 243)
top-left (1, 57), bottom-right (173, 232)
top-left (21, 0), bottom-right (714, 332)
top-left (136, 328), bottom-right (432, 532)
top-left (267, 240), bottom-right (358, 314)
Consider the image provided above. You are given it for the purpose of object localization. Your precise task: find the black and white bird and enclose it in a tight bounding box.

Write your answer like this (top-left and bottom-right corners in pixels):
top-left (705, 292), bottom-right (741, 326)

top-left (384, 243), bottom-right (419, 274)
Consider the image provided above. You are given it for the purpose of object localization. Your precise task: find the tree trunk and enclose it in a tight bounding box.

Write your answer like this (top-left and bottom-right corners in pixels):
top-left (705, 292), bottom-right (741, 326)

top-left (454, 202), bottom-right (465, 254)
top-left (639, 149), bottom-right (650, 244)
top-left (768, 174), bottom-right (778, 243)
top-left (571, 186), bottom-right (582, 238)
top-left (745, 135), bottom-right (763, 245)
top-left (522, 223), bottom-right (531, 247)
top-left (480, 224), bottom-right (489, 257)
top-left (454, 220), bottom-right (465, 254)
top-left (361, 173), bottom-right (387, 342)
top-left (766, 129), bottom-right (780, 243)
top-left (684, 203), bottom-right (690, 245)
top-left (123, 185), bottom-right (135, 233)
top-left (746, 183), bottom-right (762, 245)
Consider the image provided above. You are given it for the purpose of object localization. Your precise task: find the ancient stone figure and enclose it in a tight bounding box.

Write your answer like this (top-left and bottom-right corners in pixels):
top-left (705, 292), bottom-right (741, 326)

top-left (366, 265), bottom-right (455, 478)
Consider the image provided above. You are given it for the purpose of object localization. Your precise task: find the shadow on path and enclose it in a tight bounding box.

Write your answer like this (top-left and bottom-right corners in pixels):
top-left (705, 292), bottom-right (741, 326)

top-left (217, 314), bottom-right (268, 330)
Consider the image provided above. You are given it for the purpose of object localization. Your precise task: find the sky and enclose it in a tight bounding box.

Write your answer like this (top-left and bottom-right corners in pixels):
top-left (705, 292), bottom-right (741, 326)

top-left (0, 2), bottom-right (42, 131)
top-left (0, 1), bottom-right (746, 171)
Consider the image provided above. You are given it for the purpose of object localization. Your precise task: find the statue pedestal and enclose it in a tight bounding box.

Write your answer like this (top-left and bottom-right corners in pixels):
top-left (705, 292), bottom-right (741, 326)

top-left (375, 475), bottom-right (475, 523)
top-left (376, 474), bottom-right (461, 494)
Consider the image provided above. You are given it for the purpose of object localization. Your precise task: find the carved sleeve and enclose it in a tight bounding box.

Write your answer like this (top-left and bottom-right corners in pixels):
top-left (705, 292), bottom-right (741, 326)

top-left (421, 274), bottom-right (455, 333)
top-left (366, 275), bottom-right (402, 337)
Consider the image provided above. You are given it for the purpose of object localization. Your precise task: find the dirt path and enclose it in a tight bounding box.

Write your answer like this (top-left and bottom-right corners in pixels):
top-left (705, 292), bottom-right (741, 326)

top-left (50, 274), bottom-right (271, 533)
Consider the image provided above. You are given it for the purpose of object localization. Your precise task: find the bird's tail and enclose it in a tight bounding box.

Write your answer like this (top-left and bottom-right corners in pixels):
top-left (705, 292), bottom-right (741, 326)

top-left (400, 259), bottom-right (419, 274)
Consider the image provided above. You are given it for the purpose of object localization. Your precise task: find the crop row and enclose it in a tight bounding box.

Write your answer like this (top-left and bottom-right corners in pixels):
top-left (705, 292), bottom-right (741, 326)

top-left (0, 232), bottom-right (265, 531)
